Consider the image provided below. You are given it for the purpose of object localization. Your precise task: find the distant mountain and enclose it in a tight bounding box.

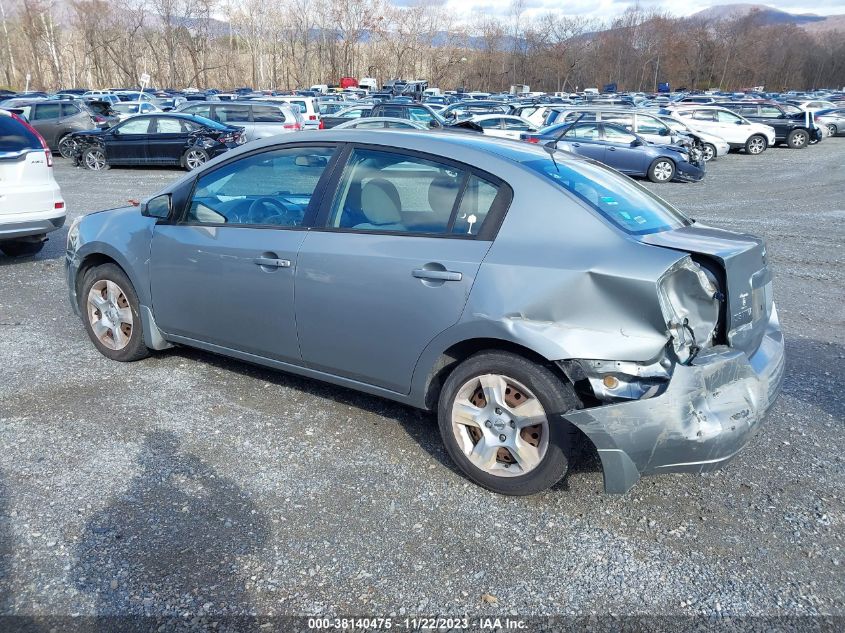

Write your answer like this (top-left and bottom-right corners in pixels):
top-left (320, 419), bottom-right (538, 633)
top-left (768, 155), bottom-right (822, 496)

top-left (691, 4), bottom-right (844, 33)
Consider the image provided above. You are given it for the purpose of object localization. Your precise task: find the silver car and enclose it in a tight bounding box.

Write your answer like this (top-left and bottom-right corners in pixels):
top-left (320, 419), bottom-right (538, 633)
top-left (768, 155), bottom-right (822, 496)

top-left (65, 130), bottom-right (785, 496)
top-left (175, 100), bottom-right (304, 141)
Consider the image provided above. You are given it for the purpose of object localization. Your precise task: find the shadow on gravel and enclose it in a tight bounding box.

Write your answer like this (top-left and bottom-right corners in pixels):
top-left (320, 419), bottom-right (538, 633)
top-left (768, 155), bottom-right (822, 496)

top-left (781, 338), bottom-right (843, 421)
top-left (72, 431), bottom-right (270, 632)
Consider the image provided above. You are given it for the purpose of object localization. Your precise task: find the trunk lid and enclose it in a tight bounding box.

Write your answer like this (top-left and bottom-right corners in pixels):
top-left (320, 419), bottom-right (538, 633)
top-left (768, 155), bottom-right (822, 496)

top-left (641, 223), bottom-right (773, 355)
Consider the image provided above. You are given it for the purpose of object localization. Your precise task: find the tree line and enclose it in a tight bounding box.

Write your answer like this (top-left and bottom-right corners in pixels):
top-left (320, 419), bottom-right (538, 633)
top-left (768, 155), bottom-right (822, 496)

top-left (1, 0), bottom-right (843, 93)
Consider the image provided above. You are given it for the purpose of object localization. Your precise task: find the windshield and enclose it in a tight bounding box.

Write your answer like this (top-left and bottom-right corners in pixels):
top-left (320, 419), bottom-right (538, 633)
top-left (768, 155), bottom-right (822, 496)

top-left (522, 151), bottom-right (690, 235)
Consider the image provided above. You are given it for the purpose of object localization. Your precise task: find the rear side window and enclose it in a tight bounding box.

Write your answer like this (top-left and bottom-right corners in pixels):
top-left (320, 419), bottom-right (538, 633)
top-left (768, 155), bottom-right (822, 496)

top-left (186, 104), bottom-right (212, 119)
top-left (61, 103), bottom-right (81, 116)
top-left (252, 105), bottom-right (286, 123)
top-left (216, 105), bottom-right (250, 123)
top-left (0, 115), bottom-right (41, 152)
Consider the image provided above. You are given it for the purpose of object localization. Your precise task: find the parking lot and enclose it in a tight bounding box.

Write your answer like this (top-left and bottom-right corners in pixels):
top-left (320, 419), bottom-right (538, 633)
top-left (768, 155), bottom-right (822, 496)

top-left (1, 141), bottom-right (843, 626)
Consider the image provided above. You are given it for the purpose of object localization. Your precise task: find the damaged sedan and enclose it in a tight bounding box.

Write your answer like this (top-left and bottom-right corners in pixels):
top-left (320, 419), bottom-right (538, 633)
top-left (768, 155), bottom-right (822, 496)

top-left (65, 130), bottom-right (784, 496)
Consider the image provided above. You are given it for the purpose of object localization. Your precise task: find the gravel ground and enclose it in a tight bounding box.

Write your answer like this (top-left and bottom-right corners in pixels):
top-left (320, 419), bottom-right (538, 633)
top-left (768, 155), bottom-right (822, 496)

top-left (0, 139), bottom-right (843, 630)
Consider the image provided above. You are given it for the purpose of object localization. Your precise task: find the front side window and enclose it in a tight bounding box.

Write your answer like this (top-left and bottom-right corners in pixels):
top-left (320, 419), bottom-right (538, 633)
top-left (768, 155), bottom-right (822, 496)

top-left (570, 123), bottom-right (601, 139)
top-left (216, 105), bottom-right (250, 123)
top-left (252, 105), bottom-right (286, 123)
top-left (601, 113), bottom-right (633, 131)
top-left (61, 103), bottom-right (80, 117)
top-left (759, 106), bottom-right (781, 117)
top-left (186, 104), bottom-right (212, 119)
top-left (327, 149), bottom-right (498, 237)
top-left (115, 118), bottom-right (151, 134)
top-left (691, 110), bottom-right (715, 121)
top-left (636, 115), bottom-right (667, 135)
top-left (408, 107), bottom-right (434, 122)
top-left (603, 125), bottom-right (637, 143)
top-left (34, 103), bottom-right (61, 120)
top-left (716, 110), bottom-right (742, 123)
top-left (186, 147), bottom-right (336, 226)
top-left (478, 118), bottom-right (501, 129)
top-left (503, 119), bottom-right (531, 131)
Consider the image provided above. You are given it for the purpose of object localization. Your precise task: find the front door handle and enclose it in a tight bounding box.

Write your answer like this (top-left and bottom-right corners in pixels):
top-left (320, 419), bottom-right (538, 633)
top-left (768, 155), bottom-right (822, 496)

top-left (412, 269), bottom-right (462, 282)
top-left (254, 257), bottom-right (291, 268)
top-left (608, 147), bottom-right (616, 151)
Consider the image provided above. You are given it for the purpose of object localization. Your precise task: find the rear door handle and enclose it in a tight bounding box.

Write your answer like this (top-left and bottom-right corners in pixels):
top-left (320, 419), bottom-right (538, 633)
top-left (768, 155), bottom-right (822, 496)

top-left (608, 147), bottom-right (616, 151)
top-left (413, 269), bottom-right (462, 282)
top-left (254, 257), bottom-right (291, 268)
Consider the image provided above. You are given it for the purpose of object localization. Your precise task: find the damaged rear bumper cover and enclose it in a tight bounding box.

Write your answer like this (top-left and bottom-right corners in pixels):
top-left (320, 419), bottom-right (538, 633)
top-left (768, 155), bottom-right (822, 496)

top-left (564, 306), bottom-right (785, 494)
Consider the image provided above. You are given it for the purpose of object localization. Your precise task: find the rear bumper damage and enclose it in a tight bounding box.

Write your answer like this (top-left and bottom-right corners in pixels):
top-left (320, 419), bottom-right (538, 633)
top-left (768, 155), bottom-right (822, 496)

top-left (564, 305), bottom-right (785, 494)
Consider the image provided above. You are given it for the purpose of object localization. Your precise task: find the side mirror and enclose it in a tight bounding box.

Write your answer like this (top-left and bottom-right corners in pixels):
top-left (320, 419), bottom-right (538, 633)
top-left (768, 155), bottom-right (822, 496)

top-left (143, 193), bottom-right (171, 219)
top-left (428, 119), bottom-right (439, 128)
top-left (659, 127), bottom-right (670, 136)
top-left (736, 120), bottom-right (746, 125)
top-left (630, 138), bottom-right (643, 147)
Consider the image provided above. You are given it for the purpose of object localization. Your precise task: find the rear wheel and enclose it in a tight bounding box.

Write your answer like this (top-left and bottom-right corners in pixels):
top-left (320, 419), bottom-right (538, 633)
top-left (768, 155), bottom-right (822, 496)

top-left (0, 237), bottom-right (45, 257)
top-left (701, 143), bottom-right (716, 162)
top-left (183, 148), bottom-right (209, 171)
top-left (58, 134), bottom-right (77, 159)
top-left (647, 158), bottom-right (675, 183)
top-left (79, 263), bottom-right (150, 362)
top-left (438, 351), bottom-right (580, 496)
top-left (82, 147), bottom-right (109, 170)
top-left (786, 129), bottom-right (808, 149)
top-left (827, 123), bottom-right (838, 136)
top-left (745, 134), bottom-right (767, 155)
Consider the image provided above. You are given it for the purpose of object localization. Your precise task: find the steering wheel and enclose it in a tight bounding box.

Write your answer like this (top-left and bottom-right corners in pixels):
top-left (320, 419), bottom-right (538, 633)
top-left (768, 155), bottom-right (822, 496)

top-left (245, 197), bottom-right (300, 225)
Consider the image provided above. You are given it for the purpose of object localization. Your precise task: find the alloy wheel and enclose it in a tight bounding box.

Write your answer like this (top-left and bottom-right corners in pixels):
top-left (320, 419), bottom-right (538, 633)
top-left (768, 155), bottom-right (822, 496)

top-left (702, 144), bottom-right (715, 162)
top-left (185, 150), bottom-right (207, 170)
top-left (58, 136), bottom-right (77, 159)
top-left (790, 131), bottom-right (807, 147)
top-left (451, 374), bottom-right (549, 477)
top-left (87, 280), bottom-right (133, 350)
top-left (84, 149), bottom-right (107, 170)
top-left (748, 137), bottom-right (765, 154)
top-left (653, 160), bottom-right (673, 181)
top-left (827, 124), bottom-right (838, 136)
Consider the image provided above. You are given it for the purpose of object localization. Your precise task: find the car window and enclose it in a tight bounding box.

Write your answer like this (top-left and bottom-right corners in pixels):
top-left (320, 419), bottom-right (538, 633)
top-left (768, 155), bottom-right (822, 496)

top-left (186, 104), bottom-right (212, 119)
top-left (408, 107), bottom-right (434, 122)
top-left (343, 108), bottom-right (368, 119)
top-left (478, 118), bottom-right (501, 129)
top-left (520, 107), bottom-right (537, 117)
top-left (380, 105), bottom-right (406, 118)
top-left (252, 105), bottom-right (286, 123)
top-left (452, 175), bottom-right (499, 236)
top-left (352, 120), bottom-right (386, 129)
top-left (61, 103), bottom-right (80, 117)
top-left (33, 103), bottom-right (61, 120)
top-left (601, 113), bottom-right (634, 131)
top-left (603, 125), bottom-right (637, 143)
top-left (328, 148), bottom-right (467, 235)
top-left (287, 100), bottom-right (308, 113)
top-left (691, 110), bottom-right (715, 122)
top-left (141, 103), bottom-right (155, 112)
top-left (115, 118), bottom-right (151, 134)
top-left (187, 146), bottom-right (336, 226)
top-left (386, 121), bottom-right (417, 129)
top-left (636, 114), bottom-right (665, 135)
top-left (716, 110), bottom-right (742, 123)
top-left (759, 106), bottom-right (781, 117)
top-left (154, 117), bottom-right (187, 134)
top-left (522, 153), bottom-right (689, 235)
top-left (215, 104), bottom-right (250, 123)
top-left (503, 119), bottom-right (530, 130)
top-left (570, 123), bottom-right (601, 139)
top-left (0, 115), bottom-right (42, 152)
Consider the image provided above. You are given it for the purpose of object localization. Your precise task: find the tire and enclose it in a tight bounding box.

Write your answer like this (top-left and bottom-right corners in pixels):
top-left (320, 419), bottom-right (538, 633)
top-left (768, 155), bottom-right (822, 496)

top-left (57, 134), bottom-right (77, 159)
top-left (701, 143), bottom-right (716, 162)
top-left (78, 263), bottom-right (150, 362)
top-left (0, 237), bottom-right (45, 257)
top-left (786, 129), bottom-right (808, 149)
top-left (827, 123), bottom-right (838, 136)
top-left (183, 147), bottom-right (209, 171)
top-left (437, 351), bottom-right (580, 496)
top-left (82, 147), bottom-right (109, 170)
top-left (744, 134), bottom-right (767, 155)
top-left (647, 158), bottom-right (675, 183)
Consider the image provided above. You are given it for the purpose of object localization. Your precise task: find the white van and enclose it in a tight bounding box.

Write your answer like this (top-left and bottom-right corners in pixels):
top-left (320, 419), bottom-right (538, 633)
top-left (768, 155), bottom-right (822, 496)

top-left (358, 78), bottom-right (378, 92)
top-left (267, 96), bottom-right (321, 128)
top-left (310, 85), bottom-right (329, 94)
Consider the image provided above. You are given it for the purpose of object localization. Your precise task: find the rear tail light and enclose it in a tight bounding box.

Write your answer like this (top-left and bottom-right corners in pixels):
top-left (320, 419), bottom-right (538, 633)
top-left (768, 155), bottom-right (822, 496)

top-left (319, 120), bottom-right (325, 130)
top-left (525, 136), bottom-right (539, 143)
top-left (12, 112), bottom-right (53, 166)
top-left (55, 201), bottom-right (64, 209)
top-left (309, 114), bottom-right (317, 120)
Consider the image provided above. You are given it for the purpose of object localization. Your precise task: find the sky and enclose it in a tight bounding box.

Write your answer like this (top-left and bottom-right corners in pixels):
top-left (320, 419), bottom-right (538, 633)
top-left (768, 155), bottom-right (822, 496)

top-left (407, 0), bottom-right (845, 21)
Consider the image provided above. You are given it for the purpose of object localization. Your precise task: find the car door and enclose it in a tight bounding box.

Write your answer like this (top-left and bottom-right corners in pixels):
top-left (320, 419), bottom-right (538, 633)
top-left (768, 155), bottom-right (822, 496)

top-left (30, 102), bottom-right (62, 147)
top-left (555, 122), bottom-right (605, 162)
top-left (149, 145), bottom-right (340, 363)
top-left (712, 109), bottom-right (749, 144)
top-left (601, 124), bottom-right (647, 175)
top-left (103, 116), bottom-right (153, 164)
top-left (295, 146), bottom-right (505, 393)
top-left (148, 116), bottom-right (191, 165)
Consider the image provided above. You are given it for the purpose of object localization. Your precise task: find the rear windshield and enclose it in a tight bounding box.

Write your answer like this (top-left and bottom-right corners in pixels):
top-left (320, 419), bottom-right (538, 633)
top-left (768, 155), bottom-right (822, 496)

top-left (0, 115), bottom-right (41, 153)
top-left (523, 152), bottom-right (690, 235)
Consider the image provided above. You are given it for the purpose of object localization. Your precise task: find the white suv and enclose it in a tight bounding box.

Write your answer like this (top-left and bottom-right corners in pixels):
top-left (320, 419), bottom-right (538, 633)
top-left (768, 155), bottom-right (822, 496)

top-left (666, 105), bottom-right (776, 155)
top-left (0, 110), bottom-right (65, 256)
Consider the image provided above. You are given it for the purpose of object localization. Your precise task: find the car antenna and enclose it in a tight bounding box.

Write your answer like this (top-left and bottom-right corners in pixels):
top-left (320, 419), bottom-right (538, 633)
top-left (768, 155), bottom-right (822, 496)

top-left (542, 112), bottom-right (585, 174)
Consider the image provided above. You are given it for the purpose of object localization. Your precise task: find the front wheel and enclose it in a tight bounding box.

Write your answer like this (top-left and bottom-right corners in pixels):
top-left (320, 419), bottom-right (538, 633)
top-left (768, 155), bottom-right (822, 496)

top-left (745, 134), bottom-right (767, 155)
top-left (437, 351), bottom-right (580, 496)
top-left (82, 147), bottom-right (109, 170)
top-left (183, 147), bottom-right (209, 171)
top-left (58, 134), bottom-right (77, 159)
top-left (786, 129), bottom-right (808, 149)
top-left (647, 158), bottom-right (675, 183)
top-left (0, 237), bottom-right (45, 257)
top-left (79, 263), bottom-right (150, 362)
top-left (701, 143), bottom-right (716, 162)
top-left (826, 123), bottom-right (837, 136)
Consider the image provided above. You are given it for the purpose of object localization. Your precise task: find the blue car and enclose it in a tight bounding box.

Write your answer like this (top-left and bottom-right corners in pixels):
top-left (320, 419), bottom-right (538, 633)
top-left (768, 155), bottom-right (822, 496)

top-left (522, 121), bottom-right (705, 183)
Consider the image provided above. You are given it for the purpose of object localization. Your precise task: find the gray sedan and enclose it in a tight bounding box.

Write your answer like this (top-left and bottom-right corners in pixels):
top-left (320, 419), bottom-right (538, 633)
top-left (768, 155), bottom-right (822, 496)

top-left (65, 130), bottom-right (784, 496)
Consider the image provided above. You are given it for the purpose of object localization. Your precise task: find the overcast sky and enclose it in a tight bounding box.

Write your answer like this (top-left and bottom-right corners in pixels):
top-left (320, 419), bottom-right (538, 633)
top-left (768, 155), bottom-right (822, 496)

top-left (408, 0), bottom-right (845, 21)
